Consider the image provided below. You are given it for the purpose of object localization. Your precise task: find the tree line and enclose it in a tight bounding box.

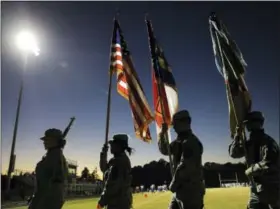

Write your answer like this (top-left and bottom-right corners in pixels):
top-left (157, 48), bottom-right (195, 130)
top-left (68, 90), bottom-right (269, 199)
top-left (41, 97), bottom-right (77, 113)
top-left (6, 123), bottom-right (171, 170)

top-left (131, 159), bottom-right (248, 188)
top-left (1, 159), bottom-right (247, 193)
top-left (79, 167), bottom-right (101, 183)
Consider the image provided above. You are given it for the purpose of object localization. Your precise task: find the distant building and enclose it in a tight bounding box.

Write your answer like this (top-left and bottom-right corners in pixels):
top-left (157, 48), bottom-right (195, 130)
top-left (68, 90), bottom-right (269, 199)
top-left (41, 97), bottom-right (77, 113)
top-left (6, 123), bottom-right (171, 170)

top-left (66, 158), bottom-right (78, 183)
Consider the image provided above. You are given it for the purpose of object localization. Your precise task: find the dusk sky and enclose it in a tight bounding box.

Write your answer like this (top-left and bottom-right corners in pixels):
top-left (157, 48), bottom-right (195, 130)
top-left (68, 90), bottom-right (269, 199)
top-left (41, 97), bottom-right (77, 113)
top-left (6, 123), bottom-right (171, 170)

top-left (1, 2), bottom-right (279, 175)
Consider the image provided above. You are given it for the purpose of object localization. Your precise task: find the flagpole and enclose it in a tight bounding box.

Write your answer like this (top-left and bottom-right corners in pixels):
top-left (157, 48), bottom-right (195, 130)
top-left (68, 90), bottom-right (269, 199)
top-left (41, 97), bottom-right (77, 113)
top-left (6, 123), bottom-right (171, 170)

top-left (156, 85), bottom-right (175, 175)
top-left (104, 10), bottom-right (120, 147)
top-left (145, 15), bottom-right (175, 176)
top-left (104, 66), bottom-right (113, 147)
top-left (145, 15), bottom-right (183, 209)
top-left (101, 15), bottom-right (118, 209)
top-left (213, 28), bottom-right (255, 188)
top-left (101, 19), bottom-right (116, 200)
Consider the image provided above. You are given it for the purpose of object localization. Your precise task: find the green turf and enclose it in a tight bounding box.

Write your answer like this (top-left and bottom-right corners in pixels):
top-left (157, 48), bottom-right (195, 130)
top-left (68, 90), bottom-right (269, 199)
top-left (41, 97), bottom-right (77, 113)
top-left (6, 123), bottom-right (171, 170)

top-left (12, 187), bottom-right (249, 209)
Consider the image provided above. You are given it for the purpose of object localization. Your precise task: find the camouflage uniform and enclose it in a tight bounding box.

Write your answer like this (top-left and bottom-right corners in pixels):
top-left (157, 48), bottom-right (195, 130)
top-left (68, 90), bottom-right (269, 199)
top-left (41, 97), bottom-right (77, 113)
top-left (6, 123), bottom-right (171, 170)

top-left (229, 111), bottom-right (280, 209)
top-left (99, 134), bottom-right (133, 209)
top-left (29, 129), bottom-right (68, 209)
top-left (158, 110), bottom-right (205, 209)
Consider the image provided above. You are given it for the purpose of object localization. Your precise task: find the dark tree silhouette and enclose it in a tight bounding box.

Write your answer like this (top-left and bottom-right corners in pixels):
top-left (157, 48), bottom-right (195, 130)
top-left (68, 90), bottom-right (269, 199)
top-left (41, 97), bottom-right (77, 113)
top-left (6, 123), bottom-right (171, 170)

top-left (81, 167), bottom-right (90, 181)
top-left (131, 160), bottom-right (247, 188)
top-left (91, 167), bottom-right (100, 182)
top-left (131, 159), bottom-right (171, 188)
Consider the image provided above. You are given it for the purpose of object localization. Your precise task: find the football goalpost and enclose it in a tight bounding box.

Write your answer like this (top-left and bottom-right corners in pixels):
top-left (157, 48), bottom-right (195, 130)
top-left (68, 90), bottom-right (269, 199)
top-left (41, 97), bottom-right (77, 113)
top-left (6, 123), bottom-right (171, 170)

top-left (218, 172), bottom-right (240, 188)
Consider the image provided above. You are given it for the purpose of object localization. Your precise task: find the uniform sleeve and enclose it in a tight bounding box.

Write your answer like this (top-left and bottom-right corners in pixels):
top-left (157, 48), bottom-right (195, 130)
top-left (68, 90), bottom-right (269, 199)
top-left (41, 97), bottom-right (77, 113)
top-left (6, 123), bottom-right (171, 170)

top-left (99, 151), bottom-right (108, 173)
top-left (158, 133), bottom-right (169, 156)
top-left (246, 139), bottom-right (279, 177)
top-left (228, 137), bottom-right (245, 158)
top-left (178, 138), bottom-right (202, 175)
top-left (49, 150), bottom-right (67, 184)
top-left (169, 138), bottom-right (203, 192)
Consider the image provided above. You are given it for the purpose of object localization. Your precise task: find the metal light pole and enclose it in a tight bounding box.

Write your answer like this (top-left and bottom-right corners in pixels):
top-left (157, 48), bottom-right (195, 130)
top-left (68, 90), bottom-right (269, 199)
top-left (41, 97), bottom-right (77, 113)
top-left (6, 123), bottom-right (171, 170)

top-left (6, 72), bottom-right (24, 193)
top-left (6, 31), bottom-right (40, 193)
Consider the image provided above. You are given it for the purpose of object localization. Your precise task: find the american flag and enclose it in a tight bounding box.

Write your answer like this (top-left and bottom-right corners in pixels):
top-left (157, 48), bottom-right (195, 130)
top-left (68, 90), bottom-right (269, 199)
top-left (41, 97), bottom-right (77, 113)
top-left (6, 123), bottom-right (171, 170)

top-left (110, 19), bottom-right (154, 142)
top-left (146, 19), bottom-right (179, 142)
top-left (209, 13), bottom-right (252, 138)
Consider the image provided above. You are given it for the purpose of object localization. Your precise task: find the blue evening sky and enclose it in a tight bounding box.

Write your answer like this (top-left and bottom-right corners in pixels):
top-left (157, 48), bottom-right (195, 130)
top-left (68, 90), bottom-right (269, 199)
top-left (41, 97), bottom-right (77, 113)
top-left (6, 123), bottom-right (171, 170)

top-left (1, 2), bottom-right (279, 174)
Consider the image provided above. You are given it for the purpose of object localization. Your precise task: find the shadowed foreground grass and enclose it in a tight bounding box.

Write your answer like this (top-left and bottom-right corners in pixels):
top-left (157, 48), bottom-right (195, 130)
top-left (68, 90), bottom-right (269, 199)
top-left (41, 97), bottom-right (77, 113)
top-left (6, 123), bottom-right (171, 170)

top-left (12, 187), bottom-right (249, 209)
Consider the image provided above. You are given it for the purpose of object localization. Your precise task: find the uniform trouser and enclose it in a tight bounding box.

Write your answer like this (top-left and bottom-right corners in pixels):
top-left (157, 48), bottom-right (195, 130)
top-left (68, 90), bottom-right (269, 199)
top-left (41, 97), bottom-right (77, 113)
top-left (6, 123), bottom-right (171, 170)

top-left (169, 193), bottom-right (204, 209)
top-left (247, 187), bottom-right (279, 209)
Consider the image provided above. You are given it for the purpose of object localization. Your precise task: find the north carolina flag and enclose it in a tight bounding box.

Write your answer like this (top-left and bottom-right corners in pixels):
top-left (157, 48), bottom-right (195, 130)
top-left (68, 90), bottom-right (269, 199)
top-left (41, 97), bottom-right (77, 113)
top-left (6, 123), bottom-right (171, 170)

top-left (146, 19), bottom-right (179, 142)
top-left (209, 13), bottom-right (252, 138)
top-left (110, 19), bottom-right (154, 142)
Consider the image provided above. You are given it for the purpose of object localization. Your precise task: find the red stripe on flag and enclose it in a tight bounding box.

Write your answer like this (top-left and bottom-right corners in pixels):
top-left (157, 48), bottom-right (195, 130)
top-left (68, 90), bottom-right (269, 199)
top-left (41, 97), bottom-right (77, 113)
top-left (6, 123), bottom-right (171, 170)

top-left (152, 71), bottom-right (172, 129)
top-left (114, 55), bottom-right (122, 60)
top-left (117, 73), bottom-right (128, 99)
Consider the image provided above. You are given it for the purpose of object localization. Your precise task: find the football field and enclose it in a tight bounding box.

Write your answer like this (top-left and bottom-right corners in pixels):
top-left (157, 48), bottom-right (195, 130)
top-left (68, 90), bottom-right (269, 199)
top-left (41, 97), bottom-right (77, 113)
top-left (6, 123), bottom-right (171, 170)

top-left (12, 187), bottom-right (249, 209)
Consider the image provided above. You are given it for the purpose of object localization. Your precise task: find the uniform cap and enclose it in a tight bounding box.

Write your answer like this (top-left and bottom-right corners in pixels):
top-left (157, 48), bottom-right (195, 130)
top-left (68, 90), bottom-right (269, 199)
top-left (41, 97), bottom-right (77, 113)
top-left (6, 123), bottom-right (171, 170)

top-left (243, 111), bottom-right (264, 123)
top-left (40, 128), bottom-right (64, 140)
top-left (172, 110), bottom-right (191, 122)
top-left (109, 134), bottom-right (129, 147)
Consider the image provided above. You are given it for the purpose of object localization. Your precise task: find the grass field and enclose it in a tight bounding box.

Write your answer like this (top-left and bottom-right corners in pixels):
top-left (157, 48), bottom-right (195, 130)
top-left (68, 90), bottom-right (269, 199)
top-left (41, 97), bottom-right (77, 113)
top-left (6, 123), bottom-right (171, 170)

top-left (12, 187), bottom-right (249, 209)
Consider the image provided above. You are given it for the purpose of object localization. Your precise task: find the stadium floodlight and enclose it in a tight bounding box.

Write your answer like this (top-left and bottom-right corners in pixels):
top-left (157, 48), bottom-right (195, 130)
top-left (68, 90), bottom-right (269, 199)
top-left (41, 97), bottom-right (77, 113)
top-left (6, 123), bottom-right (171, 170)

top-left (7, 30), bottom-right (41, 193)
top-left (16, 31), bottom-right (40, 56)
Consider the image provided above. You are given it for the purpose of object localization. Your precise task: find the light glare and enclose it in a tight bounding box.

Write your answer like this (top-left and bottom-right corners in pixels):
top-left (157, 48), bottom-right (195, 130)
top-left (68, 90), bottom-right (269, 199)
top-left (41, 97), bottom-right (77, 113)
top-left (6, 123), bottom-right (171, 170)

top-left (16, 31), bottom-right (40, 56)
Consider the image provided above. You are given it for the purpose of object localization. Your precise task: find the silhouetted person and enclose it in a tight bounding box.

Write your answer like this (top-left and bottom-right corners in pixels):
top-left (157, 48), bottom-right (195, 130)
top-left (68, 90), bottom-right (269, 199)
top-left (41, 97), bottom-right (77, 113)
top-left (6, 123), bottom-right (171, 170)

top-left (159, 110), bottom-right (205, 209)
top-left (28, 129), bottom-right (68, 209)
top-left (98, 134), bottom-right (133, 209)
top-left (229, 111), bottom-right (280, 209)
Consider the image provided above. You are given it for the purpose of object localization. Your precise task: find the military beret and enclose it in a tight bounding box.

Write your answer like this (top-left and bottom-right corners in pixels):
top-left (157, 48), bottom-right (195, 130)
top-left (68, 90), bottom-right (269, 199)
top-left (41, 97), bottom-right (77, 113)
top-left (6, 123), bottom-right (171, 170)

top-left (40, 128), bottom-right (64, 141)
top-left (172, 110), bottom-right (191, 121)
top-left (109, 134), bottom-right (129, 147)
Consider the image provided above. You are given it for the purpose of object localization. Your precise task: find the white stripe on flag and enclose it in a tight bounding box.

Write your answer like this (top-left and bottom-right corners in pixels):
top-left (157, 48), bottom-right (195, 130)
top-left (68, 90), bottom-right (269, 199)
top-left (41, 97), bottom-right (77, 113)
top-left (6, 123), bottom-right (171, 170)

top-left (164, 85), bottom-right (178, 118)
top-left (155, 84), bottom-right (178, 143)
top-left (113, 60), bottom-right (123, 66)
top-left (119, 80), bottom-right (128, 89)
top-left (113, 51), bottom-right (122, 57)
top-left (113, 52), bottom-right (122, 57)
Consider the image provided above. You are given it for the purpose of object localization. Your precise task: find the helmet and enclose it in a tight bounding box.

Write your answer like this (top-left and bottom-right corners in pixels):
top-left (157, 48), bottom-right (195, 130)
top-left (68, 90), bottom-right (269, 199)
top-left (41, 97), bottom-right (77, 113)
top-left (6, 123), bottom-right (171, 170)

top-left (244, 111), bottom-right (264, 123)
top-left (172, 110), bottom-right (191, 122)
